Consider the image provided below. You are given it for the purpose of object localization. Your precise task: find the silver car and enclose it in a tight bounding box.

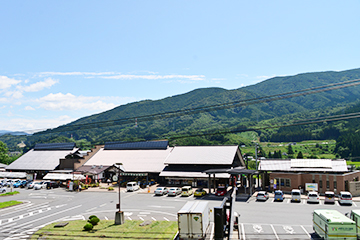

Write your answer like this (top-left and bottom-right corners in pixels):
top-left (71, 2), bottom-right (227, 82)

top-left (154, 187), bottom-right (168, 196)
top-left (167, 187), bottom-right (181, 196)
top-left (256, 191), bottom-right (269, 201)
top-left (307, 191), bottom-right (319, 204)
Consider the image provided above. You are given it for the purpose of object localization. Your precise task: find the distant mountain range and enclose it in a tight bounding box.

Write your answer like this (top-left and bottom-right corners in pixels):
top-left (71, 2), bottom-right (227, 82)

top-left (2, 68), bottom-right (360, 150)
top-left (0, 130), bottom-right (30, 136)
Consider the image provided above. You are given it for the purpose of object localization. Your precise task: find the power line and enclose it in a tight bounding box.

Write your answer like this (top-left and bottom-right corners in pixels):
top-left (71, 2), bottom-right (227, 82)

top-left (28, 78), bottom-right (360, 134)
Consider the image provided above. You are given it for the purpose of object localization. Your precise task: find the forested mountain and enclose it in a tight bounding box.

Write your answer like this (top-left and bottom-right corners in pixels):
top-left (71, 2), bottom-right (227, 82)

top-left (2, 68), bottom-right (360, 159)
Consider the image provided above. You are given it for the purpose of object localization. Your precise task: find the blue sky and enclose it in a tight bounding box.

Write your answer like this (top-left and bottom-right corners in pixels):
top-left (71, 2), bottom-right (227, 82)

top-left (0, 1), bottom-right (359, 132)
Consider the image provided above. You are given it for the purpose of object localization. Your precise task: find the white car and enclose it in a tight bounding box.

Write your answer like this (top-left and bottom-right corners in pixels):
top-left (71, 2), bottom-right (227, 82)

top-left (34, 181), bottom-right (46, 190)
top-left (0, 186), bottom-right (6, 193)
top-left (291, 189), bottom-right (302, 202)
top-left (154, 187), bottom-right (168, 196)
top-left (256, 191), bottom-right (269, 201)
top-left (339, 191), bottom-right (352, 205)
top-left (307, 191), bottom-right (319, 204)
top-left (27, 182), bottom-right (36, 189)
top-left (167, 187), bottom-right (181, 196)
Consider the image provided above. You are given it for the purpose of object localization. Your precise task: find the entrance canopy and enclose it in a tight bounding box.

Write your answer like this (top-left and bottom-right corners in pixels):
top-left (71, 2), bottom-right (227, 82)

top-left (43, 173), bottom-right (85, 181)
top-left (203, 167), bottom-right (258, 175)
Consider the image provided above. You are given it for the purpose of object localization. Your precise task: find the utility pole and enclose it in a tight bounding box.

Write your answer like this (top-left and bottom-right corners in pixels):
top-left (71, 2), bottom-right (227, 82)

top-left (255, 143), bottom-right (259, 190)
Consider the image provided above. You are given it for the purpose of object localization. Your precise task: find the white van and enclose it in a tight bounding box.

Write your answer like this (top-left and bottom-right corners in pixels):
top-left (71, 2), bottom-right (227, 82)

top-left (126, 182), bottom-right (140, 192)
top-left (291, 189), bottom-right (301, 202)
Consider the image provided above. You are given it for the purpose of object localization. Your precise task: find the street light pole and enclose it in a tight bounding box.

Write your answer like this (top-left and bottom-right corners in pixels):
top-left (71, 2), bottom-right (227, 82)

top-left (114, 163), bottom-right (124, 225)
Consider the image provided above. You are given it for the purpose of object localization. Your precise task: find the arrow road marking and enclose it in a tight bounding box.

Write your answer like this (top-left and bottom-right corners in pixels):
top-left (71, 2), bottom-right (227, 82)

top-left (253, 224), bottom-right (263, 233)
top-left (283, 225), bottom-right (295, 234)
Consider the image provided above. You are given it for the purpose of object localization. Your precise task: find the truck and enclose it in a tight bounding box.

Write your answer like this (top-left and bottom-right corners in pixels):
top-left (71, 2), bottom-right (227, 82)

top-left (313, 209), bottom-right (356, 240)
top-left (178, 201), bottom-right (210, 240)
top-left (348, 209), bottom-right (360, 239)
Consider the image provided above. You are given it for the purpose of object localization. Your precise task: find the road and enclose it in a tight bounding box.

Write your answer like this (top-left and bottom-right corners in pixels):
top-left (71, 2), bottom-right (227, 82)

top-left (0, 188), bottom-right (358, 239)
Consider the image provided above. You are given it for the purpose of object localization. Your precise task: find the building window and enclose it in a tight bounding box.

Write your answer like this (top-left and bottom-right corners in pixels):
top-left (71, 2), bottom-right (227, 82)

top-left (319, 180), bottom-right (323, 188)
top-left (280, 179), bottom-right (285, 186)
top-left (285, 179), bottom-right (290, 187)
top-left (334, 181), bottom-right (337, 189)
top-left (326, 181), bottom-right (330, 189)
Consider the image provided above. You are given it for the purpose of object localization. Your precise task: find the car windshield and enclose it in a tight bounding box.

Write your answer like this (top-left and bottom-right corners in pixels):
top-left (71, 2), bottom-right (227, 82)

top-left (292, 192), bottom-right (300, 195)
top-left (182, 188), bottom-right (189, 191)
top-left (309, 193), bottom-right (317, 197)
top-left (275, 192), bottom-right (282, 195)
top-left (196, 189), bottom-right (203, 192)
top-left (342, 194), bottom-right (351, 198)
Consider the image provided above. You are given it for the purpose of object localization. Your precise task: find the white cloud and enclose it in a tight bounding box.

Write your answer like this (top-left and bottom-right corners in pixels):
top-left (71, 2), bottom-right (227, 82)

top-left (37, 93), bottom-right (117, 111)
top-left (19, 78), bottom-right (58, 92)
top-left (0, 76), bottom-right (21, 90)
top-left (211, 78), bottom-right (226, 81)
top-left (4, 90), bottom-right (23, 99)
top-left (39, 72), bottom-right (115, 77)
top-left (102, 74), bottom-right (206, 81)
top-left (0, 115), bottom-right (75, 132)
top-left (24, 106), bottom-right (35, 111)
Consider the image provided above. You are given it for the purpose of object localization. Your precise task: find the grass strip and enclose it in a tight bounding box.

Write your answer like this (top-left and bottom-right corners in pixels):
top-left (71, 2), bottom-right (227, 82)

top-left (0, 200), bottom-right (22, 209)
top-left (0, 191), bottom-right (20, 197)
top-left (32, 220), bottom-right (178, 239)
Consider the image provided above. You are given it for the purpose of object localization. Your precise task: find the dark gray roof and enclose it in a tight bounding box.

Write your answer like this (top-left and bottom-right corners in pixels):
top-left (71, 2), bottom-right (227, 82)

top-left (34, 142), bottom-right (76, 150)
top-left (104, 140), bottom-right (168, 150)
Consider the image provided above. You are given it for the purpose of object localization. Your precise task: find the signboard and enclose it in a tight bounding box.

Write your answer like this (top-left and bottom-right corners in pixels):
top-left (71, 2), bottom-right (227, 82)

top-left (119, 173), bottom-right (147, 177)
top-left (305, 183), bottom-right (318, 192)
top-left (112, 175), bottom-right (118, 182)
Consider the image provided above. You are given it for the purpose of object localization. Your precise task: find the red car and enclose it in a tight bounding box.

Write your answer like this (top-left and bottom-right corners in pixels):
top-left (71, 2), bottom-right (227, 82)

top-left (215, 186), bottom-right (227, 196)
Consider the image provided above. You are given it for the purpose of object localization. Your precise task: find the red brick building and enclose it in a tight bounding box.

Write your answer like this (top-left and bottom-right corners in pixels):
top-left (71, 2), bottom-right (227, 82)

top-left (259, 159), bottom-right (360, 195)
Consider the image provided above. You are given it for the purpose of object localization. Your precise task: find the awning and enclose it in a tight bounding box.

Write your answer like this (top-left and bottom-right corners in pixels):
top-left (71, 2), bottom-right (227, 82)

top-left (43, 173), bottom-right (85, 181)
top-left (159, 171), bottom-right (230, 179)
top-left (0, 172), bottom-right (27, 178)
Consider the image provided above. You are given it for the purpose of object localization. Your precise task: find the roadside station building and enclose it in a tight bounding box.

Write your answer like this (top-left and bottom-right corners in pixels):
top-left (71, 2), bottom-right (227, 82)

top-left (5, 143), bottom-right (80, 180)
top-left (259, 158), bottom-right (360, 195)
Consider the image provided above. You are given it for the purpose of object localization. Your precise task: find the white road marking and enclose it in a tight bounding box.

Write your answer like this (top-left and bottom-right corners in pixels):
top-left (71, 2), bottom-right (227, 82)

top-left (139, 212), bottom-right (151, 215)
top-left (302, 199), bottom-right (306, 204)
top-left (139, 217), bottom-right (144, 221)
top-left (253, 224), bottom-right (263, 233)
top-left (151, 217), bottom-right (156, 221)
top-left (287, 199), bottom-right (291, 204)
top-left (127, 217), bottom-right (132, 220)
top-left (270, 224), bottom-right (280, 240)
top-left (283, 225), bottom-right (295, 234)
top-left (241, 223), bottom-right (246, 240)
top-left (148, 205), bottom-right (175, 209)
top-left (86, 207), bottom-right (98, 212)
top-left (336, 201), bottom-right (340, 206)
top-left (163, 217), bottom-right (170, 221)
top-left (301, 225), bottom-right (311, 238)
top-left (100, 203), bottom-right (107, 207)
top-left (104, 216), bottom-right (108, 220)
top-left (124, 212), bottom-right (133, 216)
top-left (319, 200), bottom-right (322, 205)
top-left (353, 202), bottom-right (358, 207)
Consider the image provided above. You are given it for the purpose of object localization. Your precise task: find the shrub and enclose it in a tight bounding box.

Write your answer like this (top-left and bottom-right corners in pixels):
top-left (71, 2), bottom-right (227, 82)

top-left (88, 216), bottom-right (100, 225)
top-left (83, 223), bottom-right (93, 231)
top-left (108, 187), bottom-right (114, 191)
top-left (89, 215), bottom-right (98, 220)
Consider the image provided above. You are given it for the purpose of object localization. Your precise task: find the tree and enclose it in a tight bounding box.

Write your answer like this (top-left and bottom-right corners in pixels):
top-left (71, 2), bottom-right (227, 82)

top-left (287, 144), bottom-right (294, 155)
top-left (0, 141), bottom-right (10, 164)
top-left (297, 151), bottom-right (303, 159)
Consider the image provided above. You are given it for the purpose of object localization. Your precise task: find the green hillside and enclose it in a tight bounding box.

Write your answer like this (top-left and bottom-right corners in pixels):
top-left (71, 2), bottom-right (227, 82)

top-left (2, 68), bottom-right (360, 161)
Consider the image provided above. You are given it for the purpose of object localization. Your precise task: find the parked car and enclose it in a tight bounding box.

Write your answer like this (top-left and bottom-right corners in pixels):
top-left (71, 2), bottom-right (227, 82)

top-left (27, 181), bottom-right (36, 189)
top-left (181, 186), bottom-right (193, 197)
top-left (167, 187), bottom-right (181, 196)
top-left (34, 181), bottom-right (46, 190)
top-left (307, 191), bottom-right (320, 204)
top-left (215, 186), bottom-right (227, 196)
top-left (291, 189), bottom-right (302, 202)
top-left (324, 191), bottom-right (335, 204)
top-left (194, 188), bottom-right (207, 197)
top-left (126, 182), bottom-right (140, 192)
top-left (46, 181), bottom-right (59, 189)
top-left (13, 180), bottom-right (27, 188)
top-left (338, 191), bottom-right (352, 205)
top-left (6, 179), bottom-right (20, 187)
top-left (154, 187), bottom-right (168, 196)
top-left (20, 180), bottom-right (31, 188)
top-left (274, 190), bottom-right (284, 201)
top-left (0, 186), bottom-right (6, 193)
top-left (256, 191), bottom-right (269, 201)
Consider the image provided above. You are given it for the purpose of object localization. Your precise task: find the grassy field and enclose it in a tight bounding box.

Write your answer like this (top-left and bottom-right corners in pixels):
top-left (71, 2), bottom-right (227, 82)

top-left (32, 220), bottom-right (178, 240)
top-left (0, 200), bottom-right (22, 209)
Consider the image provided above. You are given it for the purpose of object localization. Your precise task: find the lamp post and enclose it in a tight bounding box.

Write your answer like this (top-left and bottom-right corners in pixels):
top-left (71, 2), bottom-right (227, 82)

top-left (114, 163), bottom-right (124, 225)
